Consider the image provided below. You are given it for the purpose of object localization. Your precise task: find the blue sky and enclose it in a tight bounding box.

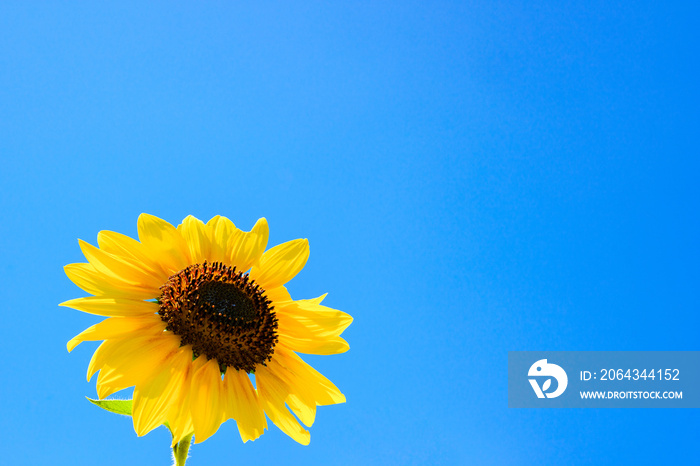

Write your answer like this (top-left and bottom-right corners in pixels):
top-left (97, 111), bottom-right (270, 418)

top-left (1, 2), bottom-right (698, 465)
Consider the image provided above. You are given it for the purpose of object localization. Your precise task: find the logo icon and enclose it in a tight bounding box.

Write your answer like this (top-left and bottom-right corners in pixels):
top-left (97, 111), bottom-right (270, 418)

top-left (528, 359), bottom-right (568, 398)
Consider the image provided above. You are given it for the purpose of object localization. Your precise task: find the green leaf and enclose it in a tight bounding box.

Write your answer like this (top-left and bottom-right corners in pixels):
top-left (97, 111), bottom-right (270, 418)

top-left (86, 397), bottom-right (133, 417)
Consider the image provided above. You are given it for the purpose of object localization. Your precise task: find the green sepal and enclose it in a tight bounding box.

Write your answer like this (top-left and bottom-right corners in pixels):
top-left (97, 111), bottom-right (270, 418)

top-left (86, 397), bottom-right (133, 417)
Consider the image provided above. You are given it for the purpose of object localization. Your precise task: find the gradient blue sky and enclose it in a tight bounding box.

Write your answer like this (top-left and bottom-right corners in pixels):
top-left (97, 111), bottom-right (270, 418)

top-left (1, 2), bottom-right (698, 465)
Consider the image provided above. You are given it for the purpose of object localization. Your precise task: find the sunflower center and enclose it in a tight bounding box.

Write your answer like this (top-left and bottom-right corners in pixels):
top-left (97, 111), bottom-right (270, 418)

top-left (196, 281), bottom-right (257, 326)
top-left (158, 262), bottom-right (278, 373)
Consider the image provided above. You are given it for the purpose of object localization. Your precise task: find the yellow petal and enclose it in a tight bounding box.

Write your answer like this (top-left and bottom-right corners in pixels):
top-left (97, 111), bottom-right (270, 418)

top-left (59, 297), bottom-right (158, 317)
top-left (78, 239), bottom-right (163, 290)
top-left (249, 238), bottom-right (309, 290)
top-left (137, 214), bottom-right (191, 275)
top-left (167, 356), bottom-right (206, 446)
top-left (87, 340), bottom-right (111, 382)
top-left (190, 359), bottom-right (224, 444)
top-left (276, 299), bottom-right (353, 338)
top-left (169, 413), bottom-right (194, 447)
top-left (92, 333), bottom-right (180, 399)
top-left (256, 365), bottom-right (310, 445)
top-left (179, 215), bottom-right (211, 264)
top-left (265, 286), bottom-right (292, 304)
top-left (206, 216), bottom-right (236, 264)
top-left (275, 348), bottom-right (346, 406)
top-left (64, 263), bottom-right (157, 300)
top-left (222, 369), bottom-right (267, 442)
top-left (132, 346), bottom-right (192, 436)
top-left (67, 315), bottom-right (164, 352)
top-left (228, 218), bottom-right (269, 272)
top-left (286, 394), bottom-right (316, 428)
top-left (97, 230), bottom-right (170, 282)
top-left (308, 294), bottom-right (327, 305)
top-left (264, 357), bottom-right (316, 427)
top-left (278, 334), bottom-right (349, 355)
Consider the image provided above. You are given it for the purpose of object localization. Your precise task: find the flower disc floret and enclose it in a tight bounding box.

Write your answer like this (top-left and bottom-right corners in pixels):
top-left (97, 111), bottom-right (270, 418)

top-left (158, 261), bottom-right (278, 373)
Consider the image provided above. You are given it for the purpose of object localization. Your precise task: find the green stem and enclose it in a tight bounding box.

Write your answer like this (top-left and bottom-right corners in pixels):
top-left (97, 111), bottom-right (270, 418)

top-left (172, 433), bottom-right (193, 466)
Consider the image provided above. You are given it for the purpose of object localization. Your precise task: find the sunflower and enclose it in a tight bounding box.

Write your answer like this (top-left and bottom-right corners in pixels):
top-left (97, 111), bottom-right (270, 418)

top-left (61, 214), bottom-right (351, 446)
